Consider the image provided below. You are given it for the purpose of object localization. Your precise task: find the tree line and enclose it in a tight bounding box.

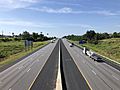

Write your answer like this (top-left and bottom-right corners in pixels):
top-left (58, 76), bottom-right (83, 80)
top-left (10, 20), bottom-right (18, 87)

top-left (64, 30), bottom-right (120, 44)
top-left (0, 31), bottom-right (56, 42)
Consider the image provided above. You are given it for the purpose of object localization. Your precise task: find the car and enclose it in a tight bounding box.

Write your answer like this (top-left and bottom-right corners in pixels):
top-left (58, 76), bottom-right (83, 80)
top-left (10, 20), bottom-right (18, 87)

top-left (51, 40), bottom-right (54, 43)
top-left (90, 54), bottom-right (102, 61)
top-left (69, 43), bottom-right (74, 47)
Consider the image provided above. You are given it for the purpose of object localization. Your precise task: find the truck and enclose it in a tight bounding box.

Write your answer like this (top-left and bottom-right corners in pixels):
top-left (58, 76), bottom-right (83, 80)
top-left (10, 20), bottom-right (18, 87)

top-left (83, 47), bottom-right (94, 57)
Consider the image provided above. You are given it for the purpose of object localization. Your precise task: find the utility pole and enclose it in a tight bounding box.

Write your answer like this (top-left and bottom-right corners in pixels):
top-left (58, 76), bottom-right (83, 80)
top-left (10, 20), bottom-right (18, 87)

top-left (2, 30), bottom-right (3, 39)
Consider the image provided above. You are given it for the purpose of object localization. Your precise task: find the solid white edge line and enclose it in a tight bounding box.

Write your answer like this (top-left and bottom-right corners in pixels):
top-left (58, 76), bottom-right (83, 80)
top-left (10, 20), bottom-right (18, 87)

top-left (112, 75), bottom-right (119, 80)
top-left (55, 41), bottom-right (62, 90)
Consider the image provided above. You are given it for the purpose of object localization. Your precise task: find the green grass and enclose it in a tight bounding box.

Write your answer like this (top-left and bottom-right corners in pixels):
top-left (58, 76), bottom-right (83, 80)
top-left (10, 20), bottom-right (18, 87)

top-left (0, 41), bottom-right (48, 67)
top-left (69, 38), bottom-right (120, 63)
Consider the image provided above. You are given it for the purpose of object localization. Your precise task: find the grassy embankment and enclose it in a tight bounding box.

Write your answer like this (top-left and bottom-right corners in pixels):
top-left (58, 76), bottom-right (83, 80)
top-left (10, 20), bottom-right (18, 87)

top-left (69, 38), bottom-right (120, 63)
top-left (0, 41), bottom-right (49, 68)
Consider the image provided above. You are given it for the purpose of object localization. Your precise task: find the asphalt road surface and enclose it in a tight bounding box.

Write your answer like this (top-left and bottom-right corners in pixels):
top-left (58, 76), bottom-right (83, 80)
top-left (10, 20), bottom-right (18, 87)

top-left (62, 39), bottom-right (120, 90)
top-left (0, 40), bottom-right (58, 90)
top-left (30, 40), bottom-right (59, 90)
top-left (60, 40), bottom-right (90, 90)
top-left (1, 39), bottom-right (120, 90)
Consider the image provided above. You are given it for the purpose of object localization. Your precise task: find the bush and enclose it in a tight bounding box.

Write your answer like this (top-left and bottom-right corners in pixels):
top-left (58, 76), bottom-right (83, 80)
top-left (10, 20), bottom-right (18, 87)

top-left (88, 40), bottom-right (98, 45)
top-left (0, 51), bottom-right (8, 58)
top-left (14, 38), bottom-right (21, 41)
top-left (0, 38), bottom-right (13, 42)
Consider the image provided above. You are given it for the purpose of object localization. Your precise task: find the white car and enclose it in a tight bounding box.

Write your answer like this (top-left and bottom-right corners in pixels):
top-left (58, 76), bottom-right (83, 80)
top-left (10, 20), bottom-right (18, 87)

top-left (69, 43), bottom-right (74, 47)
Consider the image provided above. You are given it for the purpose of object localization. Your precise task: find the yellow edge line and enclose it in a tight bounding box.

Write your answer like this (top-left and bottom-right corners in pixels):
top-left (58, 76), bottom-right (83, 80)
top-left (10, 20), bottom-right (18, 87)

top-left (28, 42), bottom-right (57, 90)
top-left (70, 54), bottom-right (93, 90)
top-left (65, 40), bottom-right (93, 90)
top-left (28, 55), bottom-right (49, 90)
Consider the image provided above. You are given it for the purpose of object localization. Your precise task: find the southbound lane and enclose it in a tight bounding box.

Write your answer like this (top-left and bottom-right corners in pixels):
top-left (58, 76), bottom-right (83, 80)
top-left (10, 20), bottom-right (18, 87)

top-left (30, 40), bottom-right (59, 90)
top-left (0, 40), bottom-right (58, 90)
top-left (60, 40), bottom-right (90, 90)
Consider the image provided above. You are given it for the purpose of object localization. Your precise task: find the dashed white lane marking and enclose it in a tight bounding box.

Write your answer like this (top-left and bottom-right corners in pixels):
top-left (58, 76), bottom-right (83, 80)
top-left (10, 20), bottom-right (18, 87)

top-left (112, 75), bottom-right (119, 80)
top-left (18, 66), bottom-right (23, 69)
top-left (9, 88), bottom-right (12, 90)
top-left (92, 70), bottom-right (96, 75)
top-left (27, 68), bottom-right (31, 72)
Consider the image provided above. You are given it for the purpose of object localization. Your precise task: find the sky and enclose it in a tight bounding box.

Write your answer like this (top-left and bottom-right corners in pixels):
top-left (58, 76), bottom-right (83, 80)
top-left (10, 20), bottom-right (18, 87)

top-left (0, 0), bottom-right (120, 37)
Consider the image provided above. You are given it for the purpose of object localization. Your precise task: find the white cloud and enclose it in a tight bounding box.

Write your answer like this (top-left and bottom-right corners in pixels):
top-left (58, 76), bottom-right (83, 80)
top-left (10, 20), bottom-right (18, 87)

top-left (0, 18), bottom-right (94, 29)
top-left (0, 0), bottom-right (39, 9)
top-left (28, 7), bottom-right (72, 13)
top-left (62, 23), bottom-right (94, 28)
top-left (77, 10), bottom-right (117, 16)
top-left (27, 7), bottom-right (118, 16)
top-left (0, 19), bottom-right (55, 28)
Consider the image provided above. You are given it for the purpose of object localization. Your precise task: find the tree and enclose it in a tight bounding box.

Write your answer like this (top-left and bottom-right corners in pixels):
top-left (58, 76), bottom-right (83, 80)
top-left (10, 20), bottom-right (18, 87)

top-left (12, 32), bottom-right (14, 38)
top-left (84, 30), bottom-right (96, 41)
top-left (39, 33), bottom-right (44, 41)
top-left (112, 32), bottom-right (119, 38)
top-left (102, 33), bottom-right (110, 39)
top-left (32, 32), bottom-right (39, 41)
top-left (21, 31), bottom-right (31, 40)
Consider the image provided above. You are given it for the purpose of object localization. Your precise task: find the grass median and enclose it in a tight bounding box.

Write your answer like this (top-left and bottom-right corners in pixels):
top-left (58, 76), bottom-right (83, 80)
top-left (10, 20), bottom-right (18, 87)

top-left (0, 41), bottom-right (49, 68)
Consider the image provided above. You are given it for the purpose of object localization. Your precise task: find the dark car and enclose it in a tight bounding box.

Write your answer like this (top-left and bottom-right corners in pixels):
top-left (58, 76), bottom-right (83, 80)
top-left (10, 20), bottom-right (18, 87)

top-left (91, 54), bottom-right (102, 61)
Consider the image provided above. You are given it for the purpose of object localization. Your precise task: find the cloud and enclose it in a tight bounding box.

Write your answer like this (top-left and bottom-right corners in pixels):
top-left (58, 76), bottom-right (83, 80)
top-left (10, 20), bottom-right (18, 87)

top-left (0, 18), bottom-right (94, 29)
top-left (28, 7), bottom-right (72, 13)
top-left (27, 6), bottom-right (118, 16)
top-left (0, 0), bottom-right (39, 9)
top-left (0, 19), bottom-right (55, 28)
top-left (77, 10), bottom-right (117, 16)
top-left (62, 23), bottom-right (94, 28)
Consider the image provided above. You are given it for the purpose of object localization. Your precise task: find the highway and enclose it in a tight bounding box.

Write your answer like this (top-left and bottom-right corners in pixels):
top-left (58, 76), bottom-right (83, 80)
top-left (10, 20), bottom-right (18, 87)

top-left (62, 39), bottom-right (120, 90)
top-left (0, 39), bottom-right (120, 90)
top-left (60, 40), bottom-right (90, 90)
top-left (0, 40), bottom-right (58, 90)
top-left (30, 40), bottom-right (59, 90)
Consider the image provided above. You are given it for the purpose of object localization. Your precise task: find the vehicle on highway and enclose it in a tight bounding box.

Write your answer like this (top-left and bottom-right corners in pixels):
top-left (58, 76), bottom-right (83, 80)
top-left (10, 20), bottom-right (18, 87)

top-left (69, 43), bottom-right (74, 47)
top-left (51, 40), bottom-right (54, 43)
top-left (86, 50), bottom-right (94, 57)
top-left (51, 39), bottom-right (56, 43)
top-left (83, 47), bottom-right (89, 55)
top-left (90, 54), bottom-right (102, 61)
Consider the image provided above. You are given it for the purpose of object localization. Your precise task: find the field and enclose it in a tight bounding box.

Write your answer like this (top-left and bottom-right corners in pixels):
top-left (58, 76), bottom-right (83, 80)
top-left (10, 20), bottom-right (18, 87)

top-left (70, 38), bottom-right (120, 63)
top-left (0, 41), bottom-right (48, 67)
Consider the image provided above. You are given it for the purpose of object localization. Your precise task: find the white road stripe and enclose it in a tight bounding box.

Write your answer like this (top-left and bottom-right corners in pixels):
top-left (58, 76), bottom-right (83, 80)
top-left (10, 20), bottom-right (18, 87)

top-left (92, 70), bottom-right (96, 75)
top-left (18, 66), bottom-right (23, 69)
top-left (27, 68), bottom-right (31, 72)
top-left (9, 88), bottom-right (12, 90)
top-left (112, 75), bottom-right (119, 80)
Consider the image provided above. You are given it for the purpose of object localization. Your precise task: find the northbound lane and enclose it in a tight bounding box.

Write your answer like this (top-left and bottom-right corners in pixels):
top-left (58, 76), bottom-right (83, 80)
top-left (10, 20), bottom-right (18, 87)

top-left (62, 39), bottom-right (120, 90)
